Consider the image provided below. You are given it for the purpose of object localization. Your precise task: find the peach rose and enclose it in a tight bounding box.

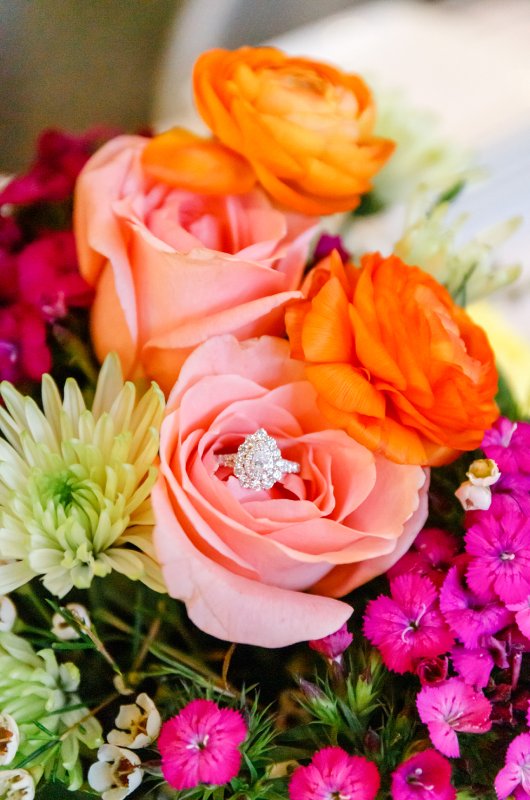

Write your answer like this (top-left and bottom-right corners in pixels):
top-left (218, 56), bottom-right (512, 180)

top-left (286, 251), bottom-right (499, 466)
top-left (74, 135), bottom-right (316, 393)
top-left (193, 47), bottom-right (394, 215)
top-left (152, 335), bottom-right (429, 647)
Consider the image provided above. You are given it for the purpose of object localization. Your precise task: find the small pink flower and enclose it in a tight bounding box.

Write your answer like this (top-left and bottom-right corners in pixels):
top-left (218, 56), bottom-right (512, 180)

top-left (465, 495), bottom-right (530, 605)
top-left (388, 528), bottom-right (460, 589)
top-left (416, 678), bottom-right (492, 758)
top-left (363, 574), bottom-right (454, 674)
top-left (309, 623), bottom-right (353, 663)
top-left (495, 733), bottom-right (530, 799)
top-left (391, 750), bottom-right (456, 800)
top-left (288, 746), bottom-right (380, 800)
top-left (158, 699), bottom-right (247, 790)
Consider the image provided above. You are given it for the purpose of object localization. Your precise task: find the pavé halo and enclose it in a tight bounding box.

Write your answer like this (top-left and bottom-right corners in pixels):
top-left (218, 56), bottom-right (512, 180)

top-left (217, 429), bottom-right (300, 490)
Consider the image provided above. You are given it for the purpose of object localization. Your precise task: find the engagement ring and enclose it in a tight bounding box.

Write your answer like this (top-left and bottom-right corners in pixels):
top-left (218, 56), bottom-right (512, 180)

top-left (217, 429), bottom-right (300, 490)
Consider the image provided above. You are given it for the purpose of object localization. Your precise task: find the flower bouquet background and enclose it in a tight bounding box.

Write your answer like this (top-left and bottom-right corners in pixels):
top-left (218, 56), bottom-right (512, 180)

top-left (0, 44), bottom-right (528, 800)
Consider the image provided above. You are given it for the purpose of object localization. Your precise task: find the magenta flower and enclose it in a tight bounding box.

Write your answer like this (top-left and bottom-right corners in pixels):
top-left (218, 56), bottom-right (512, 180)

top-left (416, 678), bottom-right (492, 758)
top-left (289, 747), bottom-right (380, 800)
top-left (0, 128), bottom-right (115, 206)
top-left (465, 495), bottom-right (530, 605)
top-left (450, 645), bottom-right (494, 689)
top-left (0, 302), bottom-right (50, 382)
top-left (483, 418), bottom-right (530, 476)
top-left (312, 233), bottom-right (351, 265)
top-left (363, 574), bottom-right (454, 674)
top-left (390, 749), bottom-right (456, 800)
top-left (17, 231), bottom-right (93, 321)
top-left (495, 733), bottom-right (530, 799)
top-left (309, 623), bottom-right (353, 663)
top-left (0, 215), bottom-right (21, 302)
top-left (158, 699), bottom-right (247, 790)
top-left (439, 566), bottom-right (513, 648)
top-left (415, 657), bottom-right (449, 687)
top-left (388, 528), bottom-right (460, 589)
top-left (507, 597), bottom-right (530, 641)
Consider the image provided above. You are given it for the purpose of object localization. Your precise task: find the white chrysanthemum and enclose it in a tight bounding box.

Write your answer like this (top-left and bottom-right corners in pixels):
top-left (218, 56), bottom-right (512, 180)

top-left (0, 597), bottom-right (16, 633)
top-left (0, 632), bottom-right (102, 789)
top-left (88, 744), bottom-right (143, 800)
top-left (395, 202), bottom-right (521, 304)
top-left (0, 354), bottom-right (166, 597)
top-left (107, 693), bottom-right (161, 749)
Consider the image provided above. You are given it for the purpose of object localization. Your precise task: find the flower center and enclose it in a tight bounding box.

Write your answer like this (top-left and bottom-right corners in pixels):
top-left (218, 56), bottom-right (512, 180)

top-left (186, 733), bottom-right (210, 751)
top-left (402, 603), bottom-right (427, 642)
top-left (500, 551), bottom-right (515, 561)
top-left (406, 767), bottom-right (434, 791)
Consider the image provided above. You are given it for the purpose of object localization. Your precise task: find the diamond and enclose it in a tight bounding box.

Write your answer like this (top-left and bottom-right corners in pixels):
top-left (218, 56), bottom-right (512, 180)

top-left (217, 428), bottom-right (300, 491)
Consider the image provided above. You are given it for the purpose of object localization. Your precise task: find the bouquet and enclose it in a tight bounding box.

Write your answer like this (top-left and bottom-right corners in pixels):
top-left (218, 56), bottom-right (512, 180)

top-left (0, 46), bottom-right (527, 800)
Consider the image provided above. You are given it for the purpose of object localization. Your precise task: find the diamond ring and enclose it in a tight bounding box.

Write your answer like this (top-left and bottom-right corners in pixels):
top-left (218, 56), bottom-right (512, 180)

top-left (217, 429), bottom-right (300, 490)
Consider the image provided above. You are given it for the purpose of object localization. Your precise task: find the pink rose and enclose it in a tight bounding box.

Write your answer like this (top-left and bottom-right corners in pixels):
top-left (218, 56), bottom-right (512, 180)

top-left (152, 336), bottom-right (429, 647)
top-left (74, 136), bottom-right (316, 393)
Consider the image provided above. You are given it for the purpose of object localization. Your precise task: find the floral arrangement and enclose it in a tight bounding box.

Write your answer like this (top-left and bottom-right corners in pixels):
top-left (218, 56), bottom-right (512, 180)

top-left (0, 46), bottom-right (527, 800)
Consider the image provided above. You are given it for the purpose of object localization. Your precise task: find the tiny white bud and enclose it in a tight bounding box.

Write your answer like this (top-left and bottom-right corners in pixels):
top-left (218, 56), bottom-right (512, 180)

top-left (467, 458), bottom-right (500, 487)
top-left (0, 769), bottom-right (35, 800)
top-left (0, 714), bottom-right (19, 765)
top-left (455, 480), bottom-right (492, 511)
top-left (51, 603), bottom-right (91, 641)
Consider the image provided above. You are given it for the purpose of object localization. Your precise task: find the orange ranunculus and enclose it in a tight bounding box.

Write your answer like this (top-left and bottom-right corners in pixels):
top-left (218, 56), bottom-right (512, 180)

top-left (193, 47), bottom-right (394, 215)
top-left (286, 251), bottom-right (499, 466)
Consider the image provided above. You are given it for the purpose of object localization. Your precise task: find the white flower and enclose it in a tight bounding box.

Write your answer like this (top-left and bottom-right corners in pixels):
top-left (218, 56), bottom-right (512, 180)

top-left (0, 713), bottom-right (19, 765)
top-left (467, 458), bottom-right (501, 488)
top-left (395, 201), bottom-right (521, 304)
top-left (107, 693), bottom-right (161, 749)
top-left (455, 481), bottom-right (492, 512)
top-left (88, 744), bottom-right (143, 800)
top-left (0, 770), bottom-right (34, 800)
top-left (0, 598), bottom-right (16, 633)
top-left (373, 87), bottom-right (472, 205)
top-left (51, 603), bottom-right (91, 641)
top-left (0, 353), bottom-right (166, 597)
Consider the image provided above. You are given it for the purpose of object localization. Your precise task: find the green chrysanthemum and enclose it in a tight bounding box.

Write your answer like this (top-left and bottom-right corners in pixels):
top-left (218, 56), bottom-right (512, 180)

top-left (0, 631), bottom-right (103, 789)
top-left (0, 354), bottom-right (166, 597)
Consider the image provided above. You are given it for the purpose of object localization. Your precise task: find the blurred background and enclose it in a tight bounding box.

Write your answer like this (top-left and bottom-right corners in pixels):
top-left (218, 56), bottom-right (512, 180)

top-left (2, 0), bottom-right (530, 399)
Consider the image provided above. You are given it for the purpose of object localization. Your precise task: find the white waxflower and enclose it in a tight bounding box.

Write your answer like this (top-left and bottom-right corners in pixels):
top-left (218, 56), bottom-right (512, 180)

top-left (0, 770), bottom-right (35, 800)
top-left (395, 201), bottom-right (521, 304)
top-left (455, 481), bottom-right (492, 512)
top-left (0, 597), bottom-right (16, 633)
top-left (467, 458), bottom-right (501, 488)
top-left (51, 603), bottom-right (91, 640)
top-left (0, 353), bottom-right (166, 597)
top-left (88, 744), bottom-right (143, 800)
top-left (107, 693), bottom-right (161, 749)
top-left (0, 713), bottom-right (19, 765)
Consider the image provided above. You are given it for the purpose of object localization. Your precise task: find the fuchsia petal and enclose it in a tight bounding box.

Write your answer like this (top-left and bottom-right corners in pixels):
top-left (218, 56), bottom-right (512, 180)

top-left (391, 749), bottom-right (456, 800)
top-left (289, 747), bottom-right (379, 800)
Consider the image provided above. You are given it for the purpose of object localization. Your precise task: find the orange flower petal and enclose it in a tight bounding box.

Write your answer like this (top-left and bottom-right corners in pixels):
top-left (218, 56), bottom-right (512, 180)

top-left (141, 128), bottom-right (256, 195)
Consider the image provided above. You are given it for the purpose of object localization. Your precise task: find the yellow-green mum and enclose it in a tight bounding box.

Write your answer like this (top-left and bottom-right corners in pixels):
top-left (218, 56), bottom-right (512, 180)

top-left (0, 354), bottom-right (166, 597)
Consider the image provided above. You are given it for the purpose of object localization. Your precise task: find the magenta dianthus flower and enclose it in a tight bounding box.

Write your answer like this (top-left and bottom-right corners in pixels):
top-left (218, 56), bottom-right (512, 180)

top-left (465, 495), bottom-right (530, 605)
top-left (416, 678), bottom-right (492, 758)
top-left (158, 699), bottom-right (247, 791)
top-left (0, 302), bottom-right (50, 383)
top-left (288, 746), bottom-right (379, 800)
top-left (450, 645), bottom-right (494, 689)
top-left (507, 597), bottom-right (530, 642)
top-left (439, 566), bottom-right (513, 648)
top-left (390, 749), bottom-right (456, 800)
top-left (495, 732), bottom-right (530, 799)
top-left (388, 528), bottom-right (460, 589)
top-left (363, 574), bottom-right (454, 674)
top-left (483, 418), bottom-right (530, 477)
top-left (309, 623), bottom-right (353, 663)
